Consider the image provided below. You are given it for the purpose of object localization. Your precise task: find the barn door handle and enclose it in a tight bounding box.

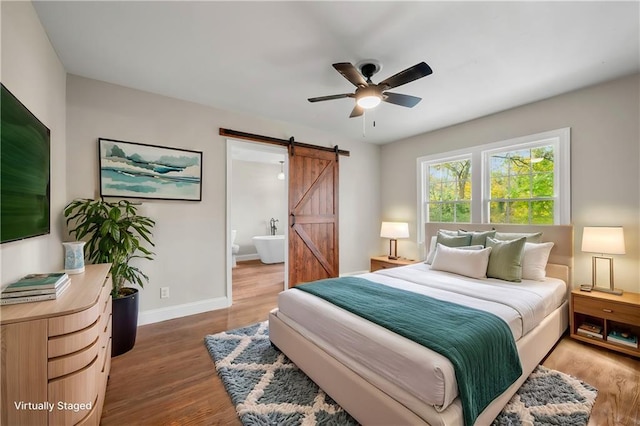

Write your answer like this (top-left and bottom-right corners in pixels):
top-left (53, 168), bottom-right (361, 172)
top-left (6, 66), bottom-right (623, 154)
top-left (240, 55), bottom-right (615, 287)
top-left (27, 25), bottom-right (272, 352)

top-left (290, 213), bottom-right (296, 227)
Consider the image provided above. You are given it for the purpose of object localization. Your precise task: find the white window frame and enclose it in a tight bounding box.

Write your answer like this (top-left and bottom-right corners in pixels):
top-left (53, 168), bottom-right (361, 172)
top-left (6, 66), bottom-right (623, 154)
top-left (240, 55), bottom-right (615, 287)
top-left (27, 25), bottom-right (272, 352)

top-left (416, 128), bottom-right (570, 250)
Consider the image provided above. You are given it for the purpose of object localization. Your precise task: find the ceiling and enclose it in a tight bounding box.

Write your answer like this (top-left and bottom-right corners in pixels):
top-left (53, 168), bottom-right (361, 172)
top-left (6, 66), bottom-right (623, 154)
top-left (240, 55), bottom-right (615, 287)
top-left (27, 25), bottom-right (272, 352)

top-left (33, 1), bottom-right (639, 145)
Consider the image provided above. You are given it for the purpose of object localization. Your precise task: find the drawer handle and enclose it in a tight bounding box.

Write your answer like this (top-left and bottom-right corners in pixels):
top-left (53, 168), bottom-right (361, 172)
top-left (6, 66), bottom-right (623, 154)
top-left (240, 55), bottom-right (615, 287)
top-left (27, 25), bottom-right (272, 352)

top-left (602, 309), bottom-right (613, 313)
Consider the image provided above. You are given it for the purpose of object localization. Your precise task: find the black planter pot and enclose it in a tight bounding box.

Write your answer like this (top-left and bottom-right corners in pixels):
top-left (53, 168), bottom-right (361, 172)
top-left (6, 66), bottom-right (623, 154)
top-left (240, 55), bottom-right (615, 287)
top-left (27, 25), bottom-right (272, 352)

top-left (111, 288), bottom-right (139, 357)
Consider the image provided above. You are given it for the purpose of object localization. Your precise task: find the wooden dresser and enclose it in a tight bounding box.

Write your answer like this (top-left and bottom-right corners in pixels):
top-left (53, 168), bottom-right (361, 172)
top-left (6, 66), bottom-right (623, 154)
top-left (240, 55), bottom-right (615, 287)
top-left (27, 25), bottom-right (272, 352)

top-left (1, 264), bottom-right (112, 426)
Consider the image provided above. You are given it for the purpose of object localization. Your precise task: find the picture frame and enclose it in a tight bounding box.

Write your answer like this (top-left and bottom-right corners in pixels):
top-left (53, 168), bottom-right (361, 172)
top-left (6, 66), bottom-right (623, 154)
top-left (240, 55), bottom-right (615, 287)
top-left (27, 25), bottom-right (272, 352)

top-left (98, 138), bottom-right (202, 201)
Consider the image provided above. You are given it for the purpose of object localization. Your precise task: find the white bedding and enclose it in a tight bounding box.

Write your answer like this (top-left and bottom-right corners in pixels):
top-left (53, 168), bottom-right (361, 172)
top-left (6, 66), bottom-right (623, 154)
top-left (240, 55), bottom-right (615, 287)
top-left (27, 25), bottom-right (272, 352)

top-left (277, 263), bottom-right (566, 411)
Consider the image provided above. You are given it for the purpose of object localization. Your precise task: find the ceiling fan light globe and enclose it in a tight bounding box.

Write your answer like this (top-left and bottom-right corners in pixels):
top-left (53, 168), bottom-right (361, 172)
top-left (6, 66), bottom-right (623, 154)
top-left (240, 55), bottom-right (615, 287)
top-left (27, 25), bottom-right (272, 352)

top-left (357, 95), bottom-right (381, 109)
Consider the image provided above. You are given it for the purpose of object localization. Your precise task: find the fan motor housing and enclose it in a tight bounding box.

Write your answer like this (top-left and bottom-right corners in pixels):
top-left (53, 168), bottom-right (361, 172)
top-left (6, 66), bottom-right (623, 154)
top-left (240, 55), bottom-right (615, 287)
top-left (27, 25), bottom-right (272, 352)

top-left (356, 60), bottom-right (382, 80)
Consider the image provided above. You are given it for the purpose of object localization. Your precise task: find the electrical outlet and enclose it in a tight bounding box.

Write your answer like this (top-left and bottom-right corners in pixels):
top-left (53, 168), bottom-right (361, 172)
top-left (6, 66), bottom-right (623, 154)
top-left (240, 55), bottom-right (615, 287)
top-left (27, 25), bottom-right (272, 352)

top-left (160, 287), bottom-right (169, 299)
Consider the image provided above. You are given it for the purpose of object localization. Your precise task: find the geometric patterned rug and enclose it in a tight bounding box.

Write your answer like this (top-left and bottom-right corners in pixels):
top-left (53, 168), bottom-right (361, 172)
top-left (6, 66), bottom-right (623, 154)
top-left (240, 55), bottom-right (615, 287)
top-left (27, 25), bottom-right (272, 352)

top-left (204, 322), bottom-right (597, 426)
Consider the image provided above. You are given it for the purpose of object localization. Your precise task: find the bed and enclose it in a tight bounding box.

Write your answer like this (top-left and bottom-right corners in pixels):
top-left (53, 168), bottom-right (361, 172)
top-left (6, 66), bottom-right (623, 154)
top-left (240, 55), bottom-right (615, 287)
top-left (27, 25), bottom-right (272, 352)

top-left (269, 224), bottom-right (573, 425)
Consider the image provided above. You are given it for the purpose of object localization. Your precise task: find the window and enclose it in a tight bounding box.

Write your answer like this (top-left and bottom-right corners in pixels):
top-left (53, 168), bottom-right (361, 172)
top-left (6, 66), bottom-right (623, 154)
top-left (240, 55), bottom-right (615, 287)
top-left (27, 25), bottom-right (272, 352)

top-left (417, 128), bottom-right (570, 246)
top-left (425, 157), bottom-right (471, 222)
top-left (486, 144), bottom-right (555, 224)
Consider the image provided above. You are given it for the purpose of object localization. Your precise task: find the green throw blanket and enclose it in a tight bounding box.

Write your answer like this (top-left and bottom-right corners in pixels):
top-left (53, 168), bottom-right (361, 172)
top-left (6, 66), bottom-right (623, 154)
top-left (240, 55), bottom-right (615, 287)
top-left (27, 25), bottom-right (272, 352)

top-left (296, 276), bottom-right (522, 426)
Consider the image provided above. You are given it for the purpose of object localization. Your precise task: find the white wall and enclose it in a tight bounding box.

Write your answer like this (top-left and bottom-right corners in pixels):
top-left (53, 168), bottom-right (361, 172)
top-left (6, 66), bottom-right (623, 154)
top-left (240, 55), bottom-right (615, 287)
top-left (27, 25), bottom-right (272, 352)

top-left (0, 2), bottom-right (67, 286)
top-left (66, 75), bottom-right (381, 323)
top-left (231, 159), bottom-right (287, 257)
top-left (381, 74), bottom-right (640, 292)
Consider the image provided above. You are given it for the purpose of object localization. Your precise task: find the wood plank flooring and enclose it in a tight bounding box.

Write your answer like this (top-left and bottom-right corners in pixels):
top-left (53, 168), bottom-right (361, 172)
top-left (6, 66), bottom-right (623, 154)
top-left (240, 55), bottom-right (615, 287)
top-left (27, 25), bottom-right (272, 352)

top-left (101, 261), bottom-right (639, 425)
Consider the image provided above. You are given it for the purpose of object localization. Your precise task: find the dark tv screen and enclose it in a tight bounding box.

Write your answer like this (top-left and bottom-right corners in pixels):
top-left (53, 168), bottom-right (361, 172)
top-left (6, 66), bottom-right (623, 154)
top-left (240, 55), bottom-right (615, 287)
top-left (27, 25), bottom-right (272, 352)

top-left (1, 83), bottom-right (51, 243)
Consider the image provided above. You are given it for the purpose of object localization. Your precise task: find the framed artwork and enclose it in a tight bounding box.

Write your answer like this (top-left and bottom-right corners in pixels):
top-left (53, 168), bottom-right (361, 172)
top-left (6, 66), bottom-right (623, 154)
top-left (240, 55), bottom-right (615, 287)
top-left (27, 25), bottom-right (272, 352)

top-left (98, 138), bottom-right (202, 201)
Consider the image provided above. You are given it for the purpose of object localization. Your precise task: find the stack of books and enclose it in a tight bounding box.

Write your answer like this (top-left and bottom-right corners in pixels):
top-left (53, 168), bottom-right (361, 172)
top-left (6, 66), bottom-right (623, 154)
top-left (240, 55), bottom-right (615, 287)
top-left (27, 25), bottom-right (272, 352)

top-left (576, 322), bottom-right (603, 340)
top-left (607, 330), bottom-right (639, 348)
top-left (0, 273), bottom-right (70, 305)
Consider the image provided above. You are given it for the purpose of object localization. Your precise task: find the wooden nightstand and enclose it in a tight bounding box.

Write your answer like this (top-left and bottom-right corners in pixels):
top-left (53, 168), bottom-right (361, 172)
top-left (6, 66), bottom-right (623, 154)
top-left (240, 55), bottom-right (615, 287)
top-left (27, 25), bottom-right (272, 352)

top-left (370, 256), bottom-right (420, 272)
top-left (570, 289), bottom-right (640, 358)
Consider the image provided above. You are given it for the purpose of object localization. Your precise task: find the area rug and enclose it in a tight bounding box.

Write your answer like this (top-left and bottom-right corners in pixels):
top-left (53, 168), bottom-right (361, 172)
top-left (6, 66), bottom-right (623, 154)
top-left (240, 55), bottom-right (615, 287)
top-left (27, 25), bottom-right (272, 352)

top-left (204, 322), bottom-right (597, 426)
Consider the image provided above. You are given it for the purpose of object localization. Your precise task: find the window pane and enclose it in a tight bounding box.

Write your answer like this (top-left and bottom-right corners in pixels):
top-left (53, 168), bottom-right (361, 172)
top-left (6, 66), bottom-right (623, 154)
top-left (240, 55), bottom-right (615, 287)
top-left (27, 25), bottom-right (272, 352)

top-left (441, 203), bottom-right (455, 222)
top-left (429, 182), bottom-right (441, 201)
top-left (509, 201), bottom-right (530, 224)
top-left (429, 203), bottom-right (442, 222)
top-left (490, 201), bottom-right (506, 223)
top-left (532, 172), bottom-right (553, 197)
top-left (509, 174), bottom-right (532, 199)
top-left (531, 200), bottom-right (554, 224)
top-left (491, 155), bottom-right (509, 176)
top-left (455, 202), bottom-right (471, 222)
top-left (490, 175), bottom-right (507, 198)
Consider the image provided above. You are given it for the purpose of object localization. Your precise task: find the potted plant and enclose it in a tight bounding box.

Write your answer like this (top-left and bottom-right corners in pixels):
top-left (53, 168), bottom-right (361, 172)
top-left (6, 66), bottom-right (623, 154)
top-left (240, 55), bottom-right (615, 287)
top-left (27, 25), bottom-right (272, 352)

top-left (64, 198), bottom-right (155, 356)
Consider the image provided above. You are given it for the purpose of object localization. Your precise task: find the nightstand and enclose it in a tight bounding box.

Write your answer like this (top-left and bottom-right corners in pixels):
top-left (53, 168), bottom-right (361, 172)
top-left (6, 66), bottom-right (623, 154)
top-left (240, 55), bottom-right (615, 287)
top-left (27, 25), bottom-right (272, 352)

top-left (370, 255), bottom-right (420, 272)
top-left (570, 289), bottom-right (640, 358)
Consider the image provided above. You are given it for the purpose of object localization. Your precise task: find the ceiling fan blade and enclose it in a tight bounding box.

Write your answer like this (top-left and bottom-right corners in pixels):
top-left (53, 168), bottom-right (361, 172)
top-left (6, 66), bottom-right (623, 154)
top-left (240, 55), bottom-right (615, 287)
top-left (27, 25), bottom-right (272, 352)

top-left (383, 92), bottom-right (422, 108)
top-left (349, 105), bottom-right (364, 118)
top-left (333, 63), bottom-right (368, 87)
top-left (378, 62), bottom-right (433, 89)
top-left (308, 93), bottom-right (353, 103)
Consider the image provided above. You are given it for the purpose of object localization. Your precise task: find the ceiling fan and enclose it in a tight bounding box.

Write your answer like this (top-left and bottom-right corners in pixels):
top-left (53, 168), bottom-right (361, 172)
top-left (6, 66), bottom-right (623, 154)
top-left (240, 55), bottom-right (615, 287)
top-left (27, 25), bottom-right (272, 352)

top-left (308, 61), bottom-right (433, 118)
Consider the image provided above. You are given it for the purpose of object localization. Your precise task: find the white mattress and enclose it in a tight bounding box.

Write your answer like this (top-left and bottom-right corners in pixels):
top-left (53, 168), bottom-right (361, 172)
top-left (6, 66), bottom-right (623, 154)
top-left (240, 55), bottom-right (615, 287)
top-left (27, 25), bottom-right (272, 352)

top-left (277, 263), bottom-right (566, 411)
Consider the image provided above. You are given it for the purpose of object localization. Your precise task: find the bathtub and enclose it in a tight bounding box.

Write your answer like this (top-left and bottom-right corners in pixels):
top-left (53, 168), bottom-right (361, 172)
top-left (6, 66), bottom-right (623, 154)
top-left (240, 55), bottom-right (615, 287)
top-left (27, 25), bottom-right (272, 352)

top-left (252, 235), bottom-right (285, 264)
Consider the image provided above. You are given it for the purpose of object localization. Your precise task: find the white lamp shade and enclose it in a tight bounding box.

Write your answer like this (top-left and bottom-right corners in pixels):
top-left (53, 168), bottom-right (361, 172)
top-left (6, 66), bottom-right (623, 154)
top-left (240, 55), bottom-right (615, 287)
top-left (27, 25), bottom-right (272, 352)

top-left (581, 226), bottom-right (625, 255)
top-left (380, 222), bottom-right (410, 239)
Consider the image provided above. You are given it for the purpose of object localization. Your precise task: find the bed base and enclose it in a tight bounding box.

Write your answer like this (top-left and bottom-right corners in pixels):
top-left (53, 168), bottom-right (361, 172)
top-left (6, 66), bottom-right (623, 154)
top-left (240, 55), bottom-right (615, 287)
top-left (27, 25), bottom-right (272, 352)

top-left (269, 301), bottom-right (568, 426)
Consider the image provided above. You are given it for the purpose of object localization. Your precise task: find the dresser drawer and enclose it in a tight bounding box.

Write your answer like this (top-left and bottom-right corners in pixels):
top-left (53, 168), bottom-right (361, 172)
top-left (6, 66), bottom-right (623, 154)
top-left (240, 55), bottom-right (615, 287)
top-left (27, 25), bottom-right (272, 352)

top-left (370, 259), bottom-right (400, 272)
top-left (48, 303), bottom-right (100, 337)
top-left (48, 355), bottom-right (98, 425)
top-left (48, 335), bottom-right (100, 379)
top-left (573, 295), bottom-right (640, 325)
top-left (48, 317), bottom-right (102, 358)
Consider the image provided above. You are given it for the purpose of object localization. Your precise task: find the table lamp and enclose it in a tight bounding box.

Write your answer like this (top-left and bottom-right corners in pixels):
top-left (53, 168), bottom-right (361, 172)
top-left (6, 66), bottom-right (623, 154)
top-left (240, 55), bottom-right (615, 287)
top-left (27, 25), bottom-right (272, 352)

top-left (380, 222), bottom-right (409, 260)
top-left (581, 226), bottom-right (625, 295)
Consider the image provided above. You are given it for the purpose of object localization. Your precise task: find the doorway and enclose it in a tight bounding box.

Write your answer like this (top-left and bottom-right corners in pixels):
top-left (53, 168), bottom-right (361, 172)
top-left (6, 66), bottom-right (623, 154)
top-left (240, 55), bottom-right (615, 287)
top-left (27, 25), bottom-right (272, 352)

top-left (226, 139), bottom-right (288, 305)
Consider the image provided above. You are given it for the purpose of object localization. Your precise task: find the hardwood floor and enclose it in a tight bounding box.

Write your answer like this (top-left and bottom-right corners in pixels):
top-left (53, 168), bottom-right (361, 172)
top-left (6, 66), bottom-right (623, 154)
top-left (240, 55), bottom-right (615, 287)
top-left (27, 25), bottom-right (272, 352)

top-left (101, 262), bottom-right (639, 425)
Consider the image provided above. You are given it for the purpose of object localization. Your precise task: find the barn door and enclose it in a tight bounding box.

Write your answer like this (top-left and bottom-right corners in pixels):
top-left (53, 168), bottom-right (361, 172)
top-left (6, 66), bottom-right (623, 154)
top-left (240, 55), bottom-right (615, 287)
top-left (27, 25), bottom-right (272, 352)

top-left (288, 146), bottom-right (339, 287)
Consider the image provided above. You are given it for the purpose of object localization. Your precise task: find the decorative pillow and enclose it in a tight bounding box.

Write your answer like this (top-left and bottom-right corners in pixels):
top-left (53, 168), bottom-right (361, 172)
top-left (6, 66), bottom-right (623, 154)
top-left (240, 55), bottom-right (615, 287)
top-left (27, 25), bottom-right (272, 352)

top-left (485, 237), bottom-right (526, 282)
top-left (494, 231), bottom-right (542, 243)
top-left (425, 232), bottom-right (473, 264)
top-left (521, 242), bottom-right (554, 281)
top-left (437, 229), bottom-right (459, 236)
top-left (458, 230), bottom-right (496, 246)
top-left (431, 244), bottom-right (492, 279)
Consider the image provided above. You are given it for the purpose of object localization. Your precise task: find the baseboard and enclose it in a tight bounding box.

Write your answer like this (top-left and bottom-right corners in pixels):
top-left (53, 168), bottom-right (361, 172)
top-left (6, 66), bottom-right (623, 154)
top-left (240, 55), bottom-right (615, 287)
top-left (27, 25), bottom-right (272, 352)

top-left (237, 253), bottom-right (260, 261)
top-left (138, 296), bottom-right (230, 325)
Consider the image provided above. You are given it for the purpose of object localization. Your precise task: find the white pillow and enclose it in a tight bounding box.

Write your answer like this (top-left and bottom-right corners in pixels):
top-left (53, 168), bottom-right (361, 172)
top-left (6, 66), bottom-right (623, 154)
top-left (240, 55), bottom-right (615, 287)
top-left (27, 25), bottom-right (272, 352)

top-left (425, 237), bottom-right (485, 265)
top-left (425, 236), bottom-right (438, 264)
top-left (430, 244), bottom-right (492, 279)
top-left (521, 242), bottom-right (554, 281)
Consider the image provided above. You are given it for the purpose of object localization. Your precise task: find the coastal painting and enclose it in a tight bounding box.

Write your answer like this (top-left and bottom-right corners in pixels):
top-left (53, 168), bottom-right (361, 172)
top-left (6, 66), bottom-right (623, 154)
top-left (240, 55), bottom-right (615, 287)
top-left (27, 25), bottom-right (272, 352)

top-left (98, 138), bottom-right (202, 201)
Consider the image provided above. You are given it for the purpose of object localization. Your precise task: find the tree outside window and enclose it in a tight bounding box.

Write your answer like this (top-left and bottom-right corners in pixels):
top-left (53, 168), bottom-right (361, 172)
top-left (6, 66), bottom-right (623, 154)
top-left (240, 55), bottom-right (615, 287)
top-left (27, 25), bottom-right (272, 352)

top-left (426, 158), bottom-right (471, 223)
top-left (488, 145), bottom-right (555, 224)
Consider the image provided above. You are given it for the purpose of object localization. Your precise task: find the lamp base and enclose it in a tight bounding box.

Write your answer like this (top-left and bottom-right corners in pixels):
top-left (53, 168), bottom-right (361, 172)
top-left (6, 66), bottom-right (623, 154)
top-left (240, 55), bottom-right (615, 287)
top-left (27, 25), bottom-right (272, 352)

top-left (387, 255), bottom-right (399, 260)
top-left (592, 286), bottom-right (623, 296)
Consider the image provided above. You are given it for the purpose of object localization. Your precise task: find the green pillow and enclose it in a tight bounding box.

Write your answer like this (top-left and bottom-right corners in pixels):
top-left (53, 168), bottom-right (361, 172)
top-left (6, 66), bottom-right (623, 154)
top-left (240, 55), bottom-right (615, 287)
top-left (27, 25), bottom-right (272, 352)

top-left (426, 232), bottom-right (472, 264)
top-left (494, 231), bottom-right (542, 243)
top-left (437, 232), bottom-right (472, 247)
top-left (486, 236), bottom-right (526, 282)
top-left (458, 230), bottom-right (496, 246)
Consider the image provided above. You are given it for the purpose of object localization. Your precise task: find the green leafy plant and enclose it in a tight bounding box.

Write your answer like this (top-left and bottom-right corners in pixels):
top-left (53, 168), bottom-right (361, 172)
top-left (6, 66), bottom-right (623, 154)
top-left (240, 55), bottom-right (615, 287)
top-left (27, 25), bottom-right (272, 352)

top-left (64, 198), bottom-right (155, 298)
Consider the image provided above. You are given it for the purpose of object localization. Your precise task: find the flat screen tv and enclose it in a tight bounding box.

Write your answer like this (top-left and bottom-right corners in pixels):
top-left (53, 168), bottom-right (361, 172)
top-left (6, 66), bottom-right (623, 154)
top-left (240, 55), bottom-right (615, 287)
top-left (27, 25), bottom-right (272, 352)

top-left (1, 83), bottom-right (51, 243)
